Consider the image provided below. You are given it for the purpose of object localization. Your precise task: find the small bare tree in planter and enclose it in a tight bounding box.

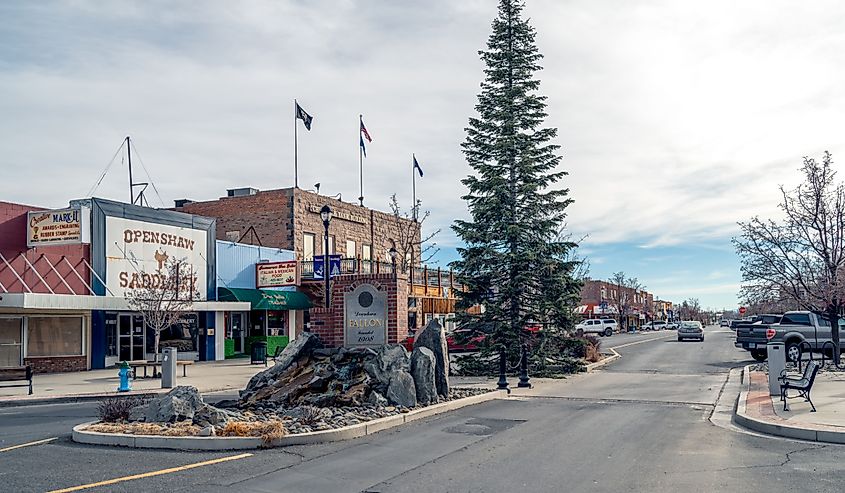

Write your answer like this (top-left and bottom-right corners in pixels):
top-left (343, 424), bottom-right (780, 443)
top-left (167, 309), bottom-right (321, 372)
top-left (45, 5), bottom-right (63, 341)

top-left (734, 152), bottom-right (845, 364)
top-left (125, 258), bottom-right (202, 363)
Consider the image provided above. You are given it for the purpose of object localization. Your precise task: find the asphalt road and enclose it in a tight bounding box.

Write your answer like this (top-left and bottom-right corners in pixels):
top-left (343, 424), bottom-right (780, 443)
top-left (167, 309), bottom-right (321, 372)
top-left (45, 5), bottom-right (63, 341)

top-left (3, 327), bottom-right (845, 492)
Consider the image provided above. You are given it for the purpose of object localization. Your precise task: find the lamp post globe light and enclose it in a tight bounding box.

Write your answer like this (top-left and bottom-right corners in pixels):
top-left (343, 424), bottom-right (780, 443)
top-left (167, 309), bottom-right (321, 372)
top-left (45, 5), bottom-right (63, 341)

top-left (320, 205), bottom-right (332, 309)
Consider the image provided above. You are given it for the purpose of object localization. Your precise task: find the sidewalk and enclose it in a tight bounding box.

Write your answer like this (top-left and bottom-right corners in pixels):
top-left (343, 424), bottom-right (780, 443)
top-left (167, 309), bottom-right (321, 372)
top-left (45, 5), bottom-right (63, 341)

top-left (734, 366), bottom-right (845, 443)
top-left (0, 359), bottom-right (267, 407)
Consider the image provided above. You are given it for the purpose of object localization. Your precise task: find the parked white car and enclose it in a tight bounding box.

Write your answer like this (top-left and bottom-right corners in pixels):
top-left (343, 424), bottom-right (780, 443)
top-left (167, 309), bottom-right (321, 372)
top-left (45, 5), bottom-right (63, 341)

top-left (575, 319), bottom-right (617, 337)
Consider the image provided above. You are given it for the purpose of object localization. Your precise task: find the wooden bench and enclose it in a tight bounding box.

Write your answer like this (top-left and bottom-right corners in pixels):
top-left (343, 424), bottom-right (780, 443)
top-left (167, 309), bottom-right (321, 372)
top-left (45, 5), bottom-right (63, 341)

top-left (779, 360), bottom-right (821, 412)
top-left (0, 366), bottom-right (33, 395)
top-left (124, 360), bottom-right (193, 379)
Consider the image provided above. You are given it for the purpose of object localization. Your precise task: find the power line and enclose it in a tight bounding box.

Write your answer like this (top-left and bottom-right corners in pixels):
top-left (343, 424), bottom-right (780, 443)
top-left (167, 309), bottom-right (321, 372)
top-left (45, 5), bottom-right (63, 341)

top-left (86, 139), bottom-right (127, 198)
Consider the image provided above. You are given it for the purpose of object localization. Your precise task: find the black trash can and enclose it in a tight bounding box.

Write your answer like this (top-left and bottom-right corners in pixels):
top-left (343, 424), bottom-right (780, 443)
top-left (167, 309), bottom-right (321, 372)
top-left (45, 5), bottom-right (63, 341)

top-left (251, 341), bottom-right (268, 366)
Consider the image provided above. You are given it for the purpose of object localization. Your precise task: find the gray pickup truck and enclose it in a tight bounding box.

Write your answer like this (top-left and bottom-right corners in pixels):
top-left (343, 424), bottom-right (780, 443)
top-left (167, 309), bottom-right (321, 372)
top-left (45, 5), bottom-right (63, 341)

top-left (735, 311), bottom-right (844, 362)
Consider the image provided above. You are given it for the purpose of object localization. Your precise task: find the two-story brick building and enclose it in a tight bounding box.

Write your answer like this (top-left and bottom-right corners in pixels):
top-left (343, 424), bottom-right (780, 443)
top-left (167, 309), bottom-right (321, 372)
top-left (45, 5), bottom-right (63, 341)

top-left (577, 279), bottom-right (657, 330)
top-left (176, 187), bottom-right (454, 345)
top-left (175, 187), bottom-right (420, 267)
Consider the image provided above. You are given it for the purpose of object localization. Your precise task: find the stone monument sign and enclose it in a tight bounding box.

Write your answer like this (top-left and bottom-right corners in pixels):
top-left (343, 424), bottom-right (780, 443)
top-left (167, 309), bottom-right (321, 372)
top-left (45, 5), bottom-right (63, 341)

top-left (344, 283), bottom-right (387, 346)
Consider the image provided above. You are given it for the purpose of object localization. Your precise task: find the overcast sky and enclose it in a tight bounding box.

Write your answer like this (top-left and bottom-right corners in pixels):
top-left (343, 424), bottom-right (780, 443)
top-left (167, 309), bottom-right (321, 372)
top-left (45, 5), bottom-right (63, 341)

top-left (3, 1), bottom-right (845, 310)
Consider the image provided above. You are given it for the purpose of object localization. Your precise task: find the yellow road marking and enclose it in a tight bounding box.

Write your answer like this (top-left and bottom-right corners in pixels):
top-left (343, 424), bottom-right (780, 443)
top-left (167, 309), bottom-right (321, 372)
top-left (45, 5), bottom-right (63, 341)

top-left (610, 333), bottom-right (674, 350)
top-left (0, 437), bottom-right (57, 452)
top-left (47, 453), bottom-right (253, 493)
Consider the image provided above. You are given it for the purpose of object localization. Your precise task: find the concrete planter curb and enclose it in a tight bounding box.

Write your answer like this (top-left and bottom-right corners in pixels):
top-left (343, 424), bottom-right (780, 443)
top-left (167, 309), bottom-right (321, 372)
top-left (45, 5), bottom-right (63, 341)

top-left (72, 389), bottom-right (505, 451)
top-left (586, 348), bottom-right (620, 372)
top-left (732, 365), bottom-right (845, 444)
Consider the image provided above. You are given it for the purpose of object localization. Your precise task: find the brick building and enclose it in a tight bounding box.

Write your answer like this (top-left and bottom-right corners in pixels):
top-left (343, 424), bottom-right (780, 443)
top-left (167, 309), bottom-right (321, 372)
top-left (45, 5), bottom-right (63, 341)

top-left (577, 279), bottom-right (657, 329)
top-left (176, 187), bottom-right (452, 347)
top-left (175, 187), bottom-right (420, 266)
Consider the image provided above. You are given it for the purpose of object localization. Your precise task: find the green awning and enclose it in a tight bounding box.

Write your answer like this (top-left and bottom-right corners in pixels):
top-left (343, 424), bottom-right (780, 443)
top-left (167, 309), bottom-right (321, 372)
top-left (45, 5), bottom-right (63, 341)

top-left (217, 287), bottom-right (313, 310)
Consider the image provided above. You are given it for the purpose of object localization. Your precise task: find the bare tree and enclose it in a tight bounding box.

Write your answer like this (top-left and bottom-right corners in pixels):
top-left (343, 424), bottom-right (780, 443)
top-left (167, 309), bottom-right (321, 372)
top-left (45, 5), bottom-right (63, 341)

top-left (734, 152), bottom-right (845, 363)
top-left (388, 194), bottom-right (440, 274)
top-left (125, 258), bottom-right (201, 361)
top-left (607, 272), bottom-right (645, 330)
top-left (677, 298), bottom-right (703, 322)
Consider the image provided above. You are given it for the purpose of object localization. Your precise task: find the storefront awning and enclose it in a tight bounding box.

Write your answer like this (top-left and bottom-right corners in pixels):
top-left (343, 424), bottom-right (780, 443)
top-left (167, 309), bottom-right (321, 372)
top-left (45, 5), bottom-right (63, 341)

top-left (217, 287), bottom-right (313, 311)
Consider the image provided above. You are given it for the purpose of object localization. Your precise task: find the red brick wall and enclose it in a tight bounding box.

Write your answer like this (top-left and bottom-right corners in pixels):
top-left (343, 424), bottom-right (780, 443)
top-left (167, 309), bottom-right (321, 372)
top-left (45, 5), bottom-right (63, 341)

top-left (176, 189), bottom-right (295, 249)
top-left (306, 273), bottom-right (408, 348)
top-left (0, 201), bottom-right (91, 294)
top-left (25, 356), bottom-right (87, 374)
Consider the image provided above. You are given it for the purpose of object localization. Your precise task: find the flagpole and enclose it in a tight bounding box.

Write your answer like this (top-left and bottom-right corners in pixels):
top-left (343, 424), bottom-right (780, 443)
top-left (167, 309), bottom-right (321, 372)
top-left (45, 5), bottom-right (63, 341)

top-left (294, 99), bottom-right (298, 188)
top-left (412, 154), bottom-right (417, 222)
top-left (359, 114), bottom-right (364, 207)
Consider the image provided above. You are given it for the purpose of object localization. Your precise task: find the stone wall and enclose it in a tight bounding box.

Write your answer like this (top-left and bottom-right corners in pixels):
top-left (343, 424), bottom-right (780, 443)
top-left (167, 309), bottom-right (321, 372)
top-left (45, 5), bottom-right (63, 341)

top-left (25, 356), bottom-right (87, 374)
top-left (307, 273), bottom-right (409, 348)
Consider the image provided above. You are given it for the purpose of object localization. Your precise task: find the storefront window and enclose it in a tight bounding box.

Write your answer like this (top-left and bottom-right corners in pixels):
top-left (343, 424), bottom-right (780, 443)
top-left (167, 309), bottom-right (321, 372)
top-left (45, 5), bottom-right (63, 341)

top-left (0, 317), bottom-right (23, 366)
top-left (267, 310), bottom-right (287, 336)
top-left (26, 316), bottom-right (84, 357)
top-left (158, 313), bottom-right (198, 353)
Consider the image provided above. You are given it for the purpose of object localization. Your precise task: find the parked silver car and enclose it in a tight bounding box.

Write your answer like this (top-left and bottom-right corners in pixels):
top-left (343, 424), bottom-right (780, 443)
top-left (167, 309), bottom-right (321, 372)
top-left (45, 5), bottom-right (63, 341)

top-left (677, 321), bottom-right (704, 342)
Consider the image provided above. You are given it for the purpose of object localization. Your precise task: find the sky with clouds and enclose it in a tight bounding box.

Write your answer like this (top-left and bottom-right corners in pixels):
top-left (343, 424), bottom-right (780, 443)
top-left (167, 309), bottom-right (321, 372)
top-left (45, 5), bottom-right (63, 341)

top-left (2, 0), bottom-right (845, 310)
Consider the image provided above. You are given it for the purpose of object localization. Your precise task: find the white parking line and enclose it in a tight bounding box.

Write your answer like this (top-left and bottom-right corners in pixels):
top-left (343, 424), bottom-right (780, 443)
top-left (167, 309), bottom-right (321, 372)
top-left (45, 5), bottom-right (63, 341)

top-left (0, 437), bottom-right (57, 452)
top-left (609, 333), bottom-right (674, 350)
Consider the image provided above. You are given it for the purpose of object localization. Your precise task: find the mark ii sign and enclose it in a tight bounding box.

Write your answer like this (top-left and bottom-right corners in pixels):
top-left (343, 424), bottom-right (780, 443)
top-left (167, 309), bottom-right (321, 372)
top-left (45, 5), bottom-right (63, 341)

top-left (344, 283), bottom-right (387, 347)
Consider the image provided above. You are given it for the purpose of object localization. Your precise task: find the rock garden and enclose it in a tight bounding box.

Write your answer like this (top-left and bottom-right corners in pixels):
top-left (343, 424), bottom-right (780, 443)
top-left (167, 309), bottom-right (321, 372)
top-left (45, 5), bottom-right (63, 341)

top-left (81, 321), bottom-right (492, 445)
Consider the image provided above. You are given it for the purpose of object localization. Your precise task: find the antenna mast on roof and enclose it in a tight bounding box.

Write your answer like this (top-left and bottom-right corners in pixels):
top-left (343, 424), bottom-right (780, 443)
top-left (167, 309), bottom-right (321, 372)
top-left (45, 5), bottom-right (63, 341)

top-left (126, 136), bottom-right (149, 206)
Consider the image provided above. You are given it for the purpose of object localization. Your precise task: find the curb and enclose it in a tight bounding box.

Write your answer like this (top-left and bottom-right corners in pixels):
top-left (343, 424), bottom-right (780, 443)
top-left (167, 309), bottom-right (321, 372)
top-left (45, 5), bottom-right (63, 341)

top-left (732, 365), bottom-right (845, 444)
top-left (586, 348), bottom-right (620, 372)
top-left (72, 389), bottom-right (505, 450)
top-left (0, 385), bottom-right (246, 409)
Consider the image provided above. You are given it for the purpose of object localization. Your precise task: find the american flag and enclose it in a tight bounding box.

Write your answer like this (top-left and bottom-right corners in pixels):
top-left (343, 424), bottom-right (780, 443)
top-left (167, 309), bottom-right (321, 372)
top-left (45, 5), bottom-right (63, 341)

top-left (360, 119), bottom-right (372, 142)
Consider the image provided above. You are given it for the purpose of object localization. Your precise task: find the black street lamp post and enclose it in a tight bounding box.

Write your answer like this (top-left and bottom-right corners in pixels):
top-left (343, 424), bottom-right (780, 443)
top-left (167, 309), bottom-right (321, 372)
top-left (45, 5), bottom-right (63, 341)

top-left (518, 340), bottom-right (530, 388)
top-left (320, 205), bottom-right (332, 309)
top-left (388, 244), bottom-right (398, 280)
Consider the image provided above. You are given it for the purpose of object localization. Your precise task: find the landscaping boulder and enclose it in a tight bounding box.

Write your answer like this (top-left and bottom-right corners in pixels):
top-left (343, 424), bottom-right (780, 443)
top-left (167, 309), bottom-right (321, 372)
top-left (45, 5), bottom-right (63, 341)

top-left (413, 319), bottom-right (450, 398)
top-left (363, 344), bottom-right (410, 393)
top-left (411, 347), bottom-right (437, 406)
top-left (193, 404), bottom-right (241, 428)
top-left (240, 332), bottom-right (322, 402)
top-left (386, 371), bottom-right (417, 408)
top-left (143, 386), bottom-right (204, 423)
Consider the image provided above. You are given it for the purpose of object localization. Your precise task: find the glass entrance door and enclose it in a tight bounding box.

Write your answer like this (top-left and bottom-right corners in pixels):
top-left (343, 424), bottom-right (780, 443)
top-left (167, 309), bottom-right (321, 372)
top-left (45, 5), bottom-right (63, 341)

top-left (0, 318), bottom-right (23, 367)
top-left (231, 313), bottom-right (244, 353)
top-left (118, 314), bottom-right (145, 361)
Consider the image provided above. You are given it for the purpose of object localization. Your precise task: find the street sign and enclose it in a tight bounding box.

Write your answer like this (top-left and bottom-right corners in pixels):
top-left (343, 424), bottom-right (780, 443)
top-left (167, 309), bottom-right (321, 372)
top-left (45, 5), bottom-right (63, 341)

top-left (739, 306), bottom-right (747, 315)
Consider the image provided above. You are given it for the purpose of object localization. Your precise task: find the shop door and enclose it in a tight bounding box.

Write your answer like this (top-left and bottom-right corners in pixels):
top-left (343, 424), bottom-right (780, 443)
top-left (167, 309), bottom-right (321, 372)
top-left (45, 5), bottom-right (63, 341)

top-left (0, 318), bottom-right (23, 367)
top-left (230, 313), bottom-right (245, 353)
top-left (118, 314), bottom-right (146, 361)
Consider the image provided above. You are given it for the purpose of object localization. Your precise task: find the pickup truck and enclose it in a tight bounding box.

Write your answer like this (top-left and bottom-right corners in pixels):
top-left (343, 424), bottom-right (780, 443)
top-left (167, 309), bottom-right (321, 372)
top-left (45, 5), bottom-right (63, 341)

top-left (735, 311), bottom-right (842, 362)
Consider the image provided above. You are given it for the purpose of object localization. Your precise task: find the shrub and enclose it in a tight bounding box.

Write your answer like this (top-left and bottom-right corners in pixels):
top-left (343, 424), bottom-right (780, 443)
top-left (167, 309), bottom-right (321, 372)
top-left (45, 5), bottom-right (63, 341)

top-left (298, 405), bottom-right (323, 426)
top-left (97, 396), bottom-right (149, 423)
top-left (221, 420), bottom-right (287, 444)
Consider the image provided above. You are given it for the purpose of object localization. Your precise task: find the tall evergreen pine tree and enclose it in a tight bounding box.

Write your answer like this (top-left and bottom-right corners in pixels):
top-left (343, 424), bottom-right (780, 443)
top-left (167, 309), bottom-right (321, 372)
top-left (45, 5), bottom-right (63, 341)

top-left (453, 0), bottom-right (578, 357)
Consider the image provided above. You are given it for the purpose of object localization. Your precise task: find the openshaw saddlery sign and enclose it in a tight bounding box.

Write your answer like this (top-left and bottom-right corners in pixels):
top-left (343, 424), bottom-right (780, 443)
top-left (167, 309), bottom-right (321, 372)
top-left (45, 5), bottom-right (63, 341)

top-left (256, 261), bottom-right (298, 288)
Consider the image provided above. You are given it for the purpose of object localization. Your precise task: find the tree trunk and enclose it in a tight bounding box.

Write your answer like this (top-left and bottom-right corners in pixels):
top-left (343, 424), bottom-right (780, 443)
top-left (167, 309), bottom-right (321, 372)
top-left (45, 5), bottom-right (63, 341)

top-left (829, 302), bottom-right (841, 366)
top-left (154, 332), bottom-right (161, 363)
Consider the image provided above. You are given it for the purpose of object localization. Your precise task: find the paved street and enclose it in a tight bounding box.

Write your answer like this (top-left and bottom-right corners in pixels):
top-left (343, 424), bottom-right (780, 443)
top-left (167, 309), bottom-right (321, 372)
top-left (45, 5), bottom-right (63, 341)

top-left (3, 327), bottom-right (845, 492)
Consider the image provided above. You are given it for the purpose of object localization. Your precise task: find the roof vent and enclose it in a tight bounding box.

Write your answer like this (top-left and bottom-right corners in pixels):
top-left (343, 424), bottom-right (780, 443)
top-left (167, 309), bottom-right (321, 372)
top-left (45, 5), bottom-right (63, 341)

top-left (174, 199), bottom-right (194, 208)
top-left (227, 187), bottom-right (259, 198)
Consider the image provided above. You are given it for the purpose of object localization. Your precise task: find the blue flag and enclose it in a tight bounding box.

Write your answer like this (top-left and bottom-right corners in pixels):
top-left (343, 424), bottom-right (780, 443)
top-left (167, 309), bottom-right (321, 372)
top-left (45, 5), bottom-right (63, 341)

top-left (360, 136), bottom-right (367, 158)
top-left (413, 155), bottom-right (423, 177)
